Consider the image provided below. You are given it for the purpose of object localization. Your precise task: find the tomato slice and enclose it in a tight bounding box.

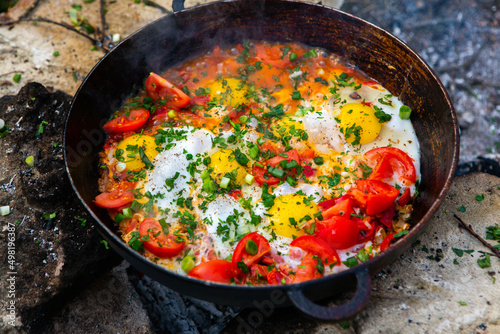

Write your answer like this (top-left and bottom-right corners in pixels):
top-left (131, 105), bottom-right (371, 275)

top-left (378, 204), bottom-right (396, 228)
top-left (267, 267), bottom-right (292, 285)
top-left (145, 72), bottom-right (191, 108)
top-left (348, 179), bottom-right (399, 216)
top-left (252, 149), bottom-right (301, 186)
top-left (315, 216), bottom-right (359, 250)
top-left (290, 235), bottom-right (340, 266)
top-left (265, 149), bottom-right (300, 167)
top-left (398, 188), bottom-right (412, 206)
top-left (252, 165), bottom-right (282, 186)
top-left (321, 197), bottom-right (353, 219)
top-left (139, 218), bottom-right (185, 258)
top-left (379, 232), bottom-right (396, 251)
top-left (293, 254), bottom-right (323, 283)
top-left (188, 260), bottom-right (234, 283)
top-left (255, 44), bottom-right (292, 68)
top-left (368, 156), bottom-right (393, 181)
top-left (232, 232), bottom-right (271, 275)
top-left (94, 189), bottom-right (134, 208)
top-left (355, 218), bottom-right (376, 243)
top-left (102, 108), bottom-right (150, 134)
top-left (364, 147), bottom-right (416, 185)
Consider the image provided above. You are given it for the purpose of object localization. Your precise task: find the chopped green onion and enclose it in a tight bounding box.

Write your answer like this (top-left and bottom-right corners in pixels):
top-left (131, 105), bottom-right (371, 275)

top-left (234, 149), bottom-right (250, 166)
top-left (114, 214), bottom-right (126, 223)
top-left (128, 231), bottom-right (144, 251)
top-left (25, 156), bottom-right (35, 167)
top-left (245, 239), bottom-right (258, 255)
top-left (313, 156), bottom-right (324, 165)
top-left (220, 177), bottom-right (231, 189)
top-left (203, 157), bottom-right (211, 166)
top-left (168, 110), bottom-right (177, 118)
top-left (203, 179), bottom-right (216, 193)
top-left (248, 146), bottom-right (260, 160)
top-left (284, 160), bottom-right (299, 170)
top-left (53, 51), bottom-right (60, 57)
top-left (289, 52), bottom-right (297, 61)
top-left (239, 115), bottom-right (248, 124)
top-left (257, 136), bottom-right (266, 145)
top-left (0, 118), bottom-right (4, 130)
top-left (245, 173), bottom-right (254, 185)
top-left (181, 255), bottom-right (196, 273)
top-left (130, 200), bottom-right (141, 212)
top-left (399, 105), bottom-right (412, 120)
top-left (122, 208), bottom-right (133, 218)
top-left (0, 206), bottom-right (10, 216)
top-left (200, 170), bottom-right (211, 180)
top-left (286, 175), bottom-right (297, 187)
top-left (291, 91), bottom-right (301, 100)
top-left (268, 166), bottom-right (285, 178)
top-left (13, 74), bottom-right (21, 83)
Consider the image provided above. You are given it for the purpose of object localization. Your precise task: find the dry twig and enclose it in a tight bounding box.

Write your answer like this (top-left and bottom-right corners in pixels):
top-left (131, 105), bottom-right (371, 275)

top-left (0, 17), bottom-right (110, 52)
top-left (454, 214), bottom-right (500, 259)
top-left (142, 0), bottom-right (171, 14)
top-left (99, 0), bottom-right (106, 46)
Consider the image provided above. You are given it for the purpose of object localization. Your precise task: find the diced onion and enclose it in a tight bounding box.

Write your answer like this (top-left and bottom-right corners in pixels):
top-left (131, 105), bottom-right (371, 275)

top-left (112, 34), bottom-right (120, 43)
top-left (116, 162), bottom-right (127, 172)
top-left (245, 174), bottom-right (254, 185)
top-left (220, 177), bottom-right (230, 189)
top-left (0, 118), bottom-right (5, 129)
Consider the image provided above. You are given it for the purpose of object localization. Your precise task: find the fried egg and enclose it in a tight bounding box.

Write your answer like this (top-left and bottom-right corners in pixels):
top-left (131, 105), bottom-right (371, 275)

top-left (98, 41), bottom-right (421, 283)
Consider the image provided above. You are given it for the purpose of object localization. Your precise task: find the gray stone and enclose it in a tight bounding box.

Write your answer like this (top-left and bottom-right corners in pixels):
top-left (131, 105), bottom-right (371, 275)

top-left (0, 83), bottom-right (120, 332)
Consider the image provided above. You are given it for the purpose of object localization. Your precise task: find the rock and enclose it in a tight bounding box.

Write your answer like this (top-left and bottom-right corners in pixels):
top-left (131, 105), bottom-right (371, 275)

top-left (128, 267), bottom-right (240, 334)
top-left (48, 262), bottom-right (152, 334)
top-left (224, 173), bottom-right (500, 333)
top-left (0, 83), bottom-right (120, 332)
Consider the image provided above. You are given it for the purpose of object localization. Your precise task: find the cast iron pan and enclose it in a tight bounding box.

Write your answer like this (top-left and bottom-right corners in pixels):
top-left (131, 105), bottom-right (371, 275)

top-left (64, 0), bottom-right (459, 320)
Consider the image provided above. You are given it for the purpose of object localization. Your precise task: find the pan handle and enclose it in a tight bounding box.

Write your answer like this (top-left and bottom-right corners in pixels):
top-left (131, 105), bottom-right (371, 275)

top-left (287, 268), bottom-right (371, 320)
top-left (172, 0), bottom-right (185, 12)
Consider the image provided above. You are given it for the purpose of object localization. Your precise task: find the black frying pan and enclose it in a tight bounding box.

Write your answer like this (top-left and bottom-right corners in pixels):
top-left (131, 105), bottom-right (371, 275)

top-left (64, 0), bottom-right (459, 320)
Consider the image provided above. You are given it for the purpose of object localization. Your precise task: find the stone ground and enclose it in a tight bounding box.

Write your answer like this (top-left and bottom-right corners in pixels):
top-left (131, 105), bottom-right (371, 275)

top-left (0, 0), bottom-right (499, 333)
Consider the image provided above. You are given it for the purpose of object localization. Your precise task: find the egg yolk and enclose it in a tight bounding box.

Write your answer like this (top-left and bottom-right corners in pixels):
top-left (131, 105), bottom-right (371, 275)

top-left (268, 193), bottom-right (318, 239)
top-left (210, 78), bottom-right (248, 107)
top-left (338, 103), bottom-right (382, 144)
top-left (209, 149), bottom-right (247, 185)
top-left (271, 117), bottom-right (305, 138)
top-left (115, 134), bottom-right (159, 171)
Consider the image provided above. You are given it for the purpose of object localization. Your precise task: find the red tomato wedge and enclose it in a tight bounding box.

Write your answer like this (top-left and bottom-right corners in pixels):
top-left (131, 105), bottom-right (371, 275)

top-left (348, 179), bottom-right (399, 216)
top-left (380, 232), bottom-right (396, 251)
top-left (368, 156), bottom-right (394, 181)
top-left (188, 260), bottom-right (234, 283)
top-left (255, 44), bottom-right (292, 68)
top-left (321, 197), bottom-right (353, 219)
top-left (94, 189), bottom-right (134, 208)
top-left (252, 165), bottom-right (282, 186)
top-left (139, 218), bottom-right (185, 258)
top-left (315, 216), bottom-right (359, 250)
top-left (293, 254), bottom-right (323, 283)
top-left (398, 188), bottom-right (412, 206)
top-left (102, 108), bottom-right (150, 134)
top-left (364, 147), bottom-right (416, 185)
top-left (232, 232), bottom-right (271, 274)
top-left (145, 72), bottom-right (191, 108)
top-left (253, 149), bottom-right (301, 185)
top-left (267, 267), bottom-right (292, 285)
top-left (290, 235), bottom-right (340, 266)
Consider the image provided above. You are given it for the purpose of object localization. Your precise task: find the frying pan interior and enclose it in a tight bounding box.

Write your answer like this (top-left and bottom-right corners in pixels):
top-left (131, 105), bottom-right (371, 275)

top-left (65, 0), bottom-right (458, 317)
